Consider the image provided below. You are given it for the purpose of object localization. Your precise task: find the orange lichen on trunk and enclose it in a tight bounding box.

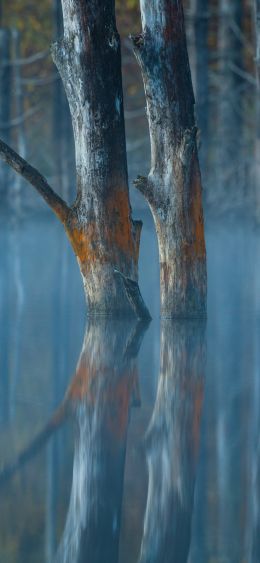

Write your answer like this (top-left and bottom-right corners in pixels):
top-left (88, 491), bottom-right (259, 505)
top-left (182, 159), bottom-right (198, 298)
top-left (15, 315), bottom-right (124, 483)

top-left (181, 155), bottom-right (206, 263)
top-left (64, 189), bottom-right (137, 274)
top-left (105, 188), bottom-right (135, 256)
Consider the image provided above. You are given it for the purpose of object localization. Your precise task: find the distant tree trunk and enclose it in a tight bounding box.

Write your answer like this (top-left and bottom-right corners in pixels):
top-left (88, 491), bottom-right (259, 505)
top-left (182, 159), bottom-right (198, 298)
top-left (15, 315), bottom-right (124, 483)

top-left (217, 0), bottom-right (243, 208)
top-left (0, 0), bottom-right (150, 319)
top-left (255, 0), bottom-right (260, 213)
top-left (52, 0), bottom-right (74, 202)
top-left (0, 28), bottom-right (12, 424)
top-left (256, 0), bottom-right (260, 86)
top-left (194, 0), bottom-right (209, 177)
top-left (139, 321), bottom-right (206, 562)
top-left (0, 28), bottom-right (11, 206)
top-left (132, 0), bottom-right (207, 318)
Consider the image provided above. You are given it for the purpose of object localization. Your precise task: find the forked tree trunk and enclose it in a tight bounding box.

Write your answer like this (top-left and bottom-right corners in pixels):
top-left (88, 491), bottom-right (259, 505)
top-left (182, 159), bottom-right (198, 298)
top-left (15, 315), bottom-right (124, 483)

top-left (132, 0), bottom-right (207, 318)
top-left (51, 0), bottom-right (147, 318)
top-left (0, 0), bottom-right (150, 320)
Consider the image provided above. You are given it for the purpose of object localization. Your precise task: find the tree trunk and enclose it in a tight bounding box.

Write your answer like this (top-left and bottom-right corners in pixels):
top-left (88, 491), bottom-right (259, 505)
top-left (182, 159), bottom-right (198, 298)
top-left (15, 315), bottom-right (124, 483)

top-left (52, 0), bottom-right (74, 203)
top-left (194, 0), bottom-right (209, 178)
top-left (0, 28), bottom-right (11, 206)
top-left (51, 0), bottom-right (148, 318)
top-left (139, 320), bottom-right (206, 562)
top-left (132, 0), bottom-right (207, 318)
top-left (217, 0), bottom-right (243, 209)
top-left (255, 0), bottom-right (260, 215)
top-left (256, 0), bottom-right (260, 86)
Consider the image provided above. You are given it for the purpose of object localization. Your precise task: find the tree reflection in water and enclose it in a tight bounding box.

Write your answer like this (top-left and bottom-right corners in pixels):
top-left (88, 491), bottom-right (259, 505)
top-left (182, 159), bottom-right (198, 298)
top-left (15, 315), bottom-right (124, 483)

top-left (55, 319), bottom-right (147, 563)
top-left (0, 319), bottom-right (207, 563)
top-left (139, 321), bottom-right (206, 563)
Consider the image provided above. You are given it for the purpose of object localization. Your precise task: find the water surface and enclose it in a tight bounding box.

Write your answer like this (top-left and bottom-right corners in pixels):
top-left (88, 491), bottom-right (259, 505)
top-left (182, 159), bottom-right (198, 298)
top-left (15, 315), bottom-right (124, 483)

top-left (0, 211), bottom-right (260, 562)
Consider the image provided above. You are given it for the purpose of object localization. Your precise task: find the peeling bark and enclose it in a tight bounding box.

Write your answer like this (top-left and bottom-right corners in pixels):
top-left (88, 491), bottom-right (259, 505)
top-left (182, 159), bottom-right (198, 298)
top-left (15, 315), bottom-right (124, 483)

top-left (132, 0), bottom-right (207, 318)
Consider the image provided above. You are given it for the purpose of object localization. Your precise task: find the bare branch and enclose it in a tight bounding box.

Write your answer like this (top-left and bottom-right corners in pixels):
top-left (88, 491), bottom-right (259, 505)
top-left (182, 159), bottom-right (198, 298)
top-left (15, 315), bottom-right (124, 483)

top-left (0, 103), bottom-right (42, 130)
top-left (11, 49), bottom-right (50, 66)
top-left (0, 139), bottom-right (70, 223)
top-left (21, 73), bottom-right (59, 87)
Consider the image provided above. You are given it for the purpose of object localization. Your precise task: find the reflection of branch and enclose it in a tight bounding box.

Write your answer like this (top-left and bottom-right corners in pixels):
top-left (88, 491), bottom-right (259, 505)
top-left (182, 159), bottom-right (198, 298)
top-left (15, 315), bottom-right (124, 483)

top-left (0, 319), bottom-right (149, 486)
top-left (0, 403), bottom-right (67, 486)
top-left (124, 319), bottom-right (150, 361)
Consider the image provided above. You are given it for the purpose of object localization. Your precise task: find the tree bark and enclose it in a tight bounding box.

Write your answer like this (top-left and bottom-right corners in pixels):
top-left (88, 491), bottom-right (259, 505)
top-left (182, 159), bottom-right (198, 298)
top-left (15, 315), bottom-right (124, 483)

top-left (51, 0), bottom-right (148, 318)
top-left (132, 0), bottom-right (207, 318)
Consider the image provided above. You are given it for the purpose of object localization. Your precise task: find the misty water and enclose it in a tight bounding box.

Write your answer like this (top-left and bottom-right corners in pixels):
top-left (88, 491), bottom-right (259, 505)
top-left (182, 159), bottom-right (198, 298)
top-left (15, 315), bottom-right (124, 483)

top-left (0, 209), bottom-right (260, 563)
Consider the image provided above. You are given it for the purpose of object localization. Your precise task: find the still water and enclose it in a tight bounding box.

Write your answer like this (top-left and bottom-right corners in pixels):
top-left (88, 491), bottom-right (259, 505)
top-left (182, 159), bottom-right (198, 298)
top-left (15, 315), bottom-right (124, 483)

top-left (0, 210), bottom-right (260, 562)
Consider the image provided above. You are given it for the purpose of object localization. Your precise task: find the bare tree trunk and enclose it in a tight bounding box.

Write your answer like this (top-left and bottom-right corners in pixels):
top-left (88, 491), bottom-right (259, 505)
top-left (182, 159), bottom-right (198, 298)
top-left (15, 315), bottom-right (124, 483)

top-left (255, 0), bottom-right (260, 214)
top-left (132, 0), bottom-right (207, 318)
top-left (139, 320), bottom-right (206, 562)
top-left (0, 1), bottom-right (150, 320)
top-left (256, 0), bottom-right (260, 86)
top-left (51, 0), bottom-right (148, 318)
top-left (194, 0), bottom-right (209, 178)
top-left (52, 0), bottom-right (74, 202)
top-left (217, 0), bottom-right (243, 210)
